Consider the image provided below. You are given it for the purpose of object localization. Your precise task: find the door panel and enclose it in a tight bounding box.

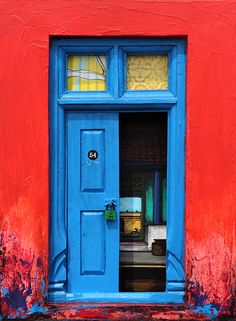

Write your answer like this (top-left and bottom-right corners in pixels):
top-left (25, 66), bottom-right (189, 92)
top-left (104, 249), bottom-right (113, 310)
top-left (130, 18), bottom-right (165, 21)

top-left (81, 130), bottom-right (105, 192)
top-left (67, 113), bottom-right (119, 293)
top-left (81, 211), bottom-right (105, 275)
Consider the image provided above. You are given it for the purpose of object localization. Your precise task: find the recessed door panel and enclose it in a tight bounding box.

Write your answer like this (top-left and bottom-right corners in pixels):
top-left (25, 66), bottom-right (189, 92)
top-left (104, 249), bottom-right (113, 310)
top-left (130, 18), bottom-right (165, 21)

top-left (81, 130), bottom-right (105, 192)
top-left (81, 211), bottom-right (105, 275)
top-left (67, 113), bottom-right (119, 293)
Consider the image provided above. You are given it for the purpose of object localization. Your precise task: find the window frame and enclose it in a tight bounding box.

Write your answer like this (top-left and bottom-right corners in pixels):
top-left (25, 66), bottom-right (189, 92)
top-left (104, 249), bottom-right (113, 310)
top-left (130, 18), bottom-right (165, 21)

top-left (49, 37), bottom-right (186, 304)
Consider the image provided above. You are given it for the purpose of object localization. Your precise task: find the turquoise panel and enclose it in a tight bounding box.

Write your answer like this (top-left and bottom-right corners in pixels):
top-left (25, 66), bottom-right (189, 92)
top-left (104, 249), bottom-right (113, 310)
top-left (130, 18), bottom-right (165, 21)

top-left (145, 176), bottom-right (154, 223)
top-left (162, 177), bottom-right (167, 223)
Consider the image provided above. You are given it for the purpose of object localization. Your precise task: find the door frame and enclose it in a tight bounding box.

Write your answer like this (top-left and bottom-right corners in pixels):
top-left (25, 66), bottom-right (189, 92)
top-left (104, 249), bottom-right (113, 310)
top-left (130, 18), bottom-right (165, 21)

top-left (49, 38), bottom-right (186, 304)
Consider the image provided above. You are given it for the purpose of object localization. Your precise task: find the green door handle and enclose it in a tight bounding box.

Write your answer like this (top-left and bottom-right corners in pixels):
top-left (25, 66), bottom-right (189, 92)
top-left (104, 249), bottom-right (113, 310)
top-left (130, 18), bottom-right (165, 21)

top-left (105, 200), bottom-right (117, 220)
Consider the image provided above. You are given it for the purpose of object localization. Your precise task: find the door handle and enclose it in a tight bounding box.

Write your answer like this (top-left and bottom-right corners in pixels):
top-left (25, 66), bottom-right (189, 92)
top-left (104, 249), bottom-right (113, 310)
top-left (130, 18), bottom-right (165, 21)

top-left (105, 199), bottom-right (117, 220)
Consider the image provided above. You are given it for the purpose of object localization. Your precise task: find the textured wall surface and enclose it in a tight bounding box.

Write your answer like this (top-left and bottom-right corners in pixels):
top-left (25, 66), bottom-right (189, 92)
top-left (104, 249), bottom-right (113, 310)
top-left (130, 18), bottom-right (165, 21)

top-left (0, 0), bottom-right (235, 319)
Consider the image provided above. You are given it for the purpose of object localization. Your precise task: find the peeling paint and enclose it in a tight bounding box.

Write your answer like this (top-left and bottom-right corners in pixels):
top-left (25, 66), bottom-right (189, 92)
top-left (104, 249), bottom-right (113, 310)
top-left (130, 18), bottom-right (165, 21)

top-left (185, 235), bottom-right (236, 318)
top-left (1, 232), bottom-right (235, 319)
top-left (0, 233), bottom-right (47, 318)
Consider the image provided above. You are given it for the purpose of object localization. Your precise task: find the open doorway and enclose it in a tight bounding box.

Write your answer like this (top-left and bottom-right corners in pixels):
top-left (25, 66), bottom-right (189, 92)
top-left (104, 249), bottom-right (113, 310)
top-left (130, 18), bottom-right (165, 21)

top-left (119, 112), bottom-right (167, 292)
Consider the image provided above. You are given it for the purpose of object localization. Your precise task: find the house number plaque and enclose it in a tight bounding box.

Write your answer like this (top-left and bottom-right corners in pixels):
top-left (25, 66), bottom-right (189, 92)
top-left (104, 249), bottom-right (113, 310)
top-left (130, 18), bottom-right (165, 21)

top-left (88, 150), bottom-right (98, 160)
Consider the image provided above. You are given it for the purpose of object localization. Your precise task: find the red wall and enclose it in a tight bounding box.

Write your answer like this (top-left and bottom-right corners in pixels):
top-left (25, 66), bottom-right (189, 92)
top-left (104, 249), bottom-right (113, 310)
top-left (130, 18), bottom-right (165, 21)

top-left (0, 1), bottom-right (235, 319)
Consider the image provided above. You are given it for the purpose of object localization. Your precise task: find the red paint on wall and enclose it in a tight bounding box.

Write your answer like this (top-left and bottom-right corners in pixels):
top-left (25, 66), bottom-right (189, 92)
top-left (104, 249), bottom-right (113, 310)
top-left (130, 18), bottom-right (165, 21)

top-left (0, 0), bottom-right (235, 319)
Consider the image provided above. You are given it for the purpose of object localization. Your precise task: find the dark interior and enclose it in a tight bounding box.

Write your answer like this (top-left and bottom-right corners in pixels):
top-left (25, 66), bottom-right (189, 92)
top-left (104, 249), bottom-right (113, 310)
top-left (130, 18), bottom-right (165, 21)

top-left (119, 112), bottom-right (167, 292)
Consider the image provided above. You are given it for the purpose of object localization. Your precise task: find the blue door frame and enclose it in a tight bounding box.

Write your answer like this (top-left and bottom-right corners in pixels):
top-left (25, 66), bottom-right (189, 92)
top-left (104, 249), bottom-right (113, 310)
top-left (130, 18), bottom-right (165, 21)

top-left (49, 38), bottom-right (186, 304)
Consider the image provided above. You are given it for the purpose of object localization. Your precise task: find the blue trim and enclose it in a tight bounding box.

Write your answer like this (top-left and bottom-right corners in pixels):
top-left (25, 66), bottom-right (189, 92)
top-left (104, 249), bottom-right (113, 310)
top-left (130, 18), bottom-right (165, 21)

top-left (49, 37), bottom-right (186, 304)
top-left (57, 103), bottom-right (175, 112)
top-left (49, 291), bottom-right (184, 304)
top-left (58, 91), bottom-right (177, 105)
top-left (49, 42), bottom-right (67, 287)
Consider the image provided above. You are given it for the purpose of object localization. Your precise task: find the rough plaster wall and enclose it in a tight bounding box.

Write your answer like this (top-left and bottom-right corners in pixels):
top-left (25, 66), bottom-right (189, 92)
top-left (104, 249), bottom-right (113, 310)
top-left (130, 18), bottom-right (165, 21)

top-left (0, 0), bottom-right (235, 319)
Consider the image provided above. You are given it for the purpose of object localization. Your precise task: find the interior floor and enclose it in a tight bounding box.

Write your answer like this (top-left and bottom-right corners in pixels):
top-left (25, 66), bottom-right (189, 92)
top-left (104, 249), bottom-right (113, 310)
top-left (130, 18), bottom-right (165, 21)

top-left (120, 267), bottom-right (166, 292)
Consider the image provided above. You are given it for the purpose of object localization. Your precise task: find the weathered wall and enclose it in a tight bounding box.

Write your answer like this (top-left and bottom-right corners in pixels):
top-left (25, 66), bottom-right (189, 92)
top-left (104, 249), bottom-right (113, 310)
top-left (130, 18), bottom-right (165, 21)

top-left (0, 0), bottom-right (235, 319)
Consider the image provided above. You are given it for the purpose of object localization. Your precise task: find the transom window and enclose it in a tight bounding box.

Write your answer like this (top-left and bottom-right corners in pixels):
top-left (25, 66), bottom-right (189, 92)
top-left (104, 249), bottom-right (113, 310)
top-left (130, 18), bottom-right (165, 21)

top-left (67, 55), bottom-right (107, 91)
top-left (126, 54), bottom-right (168, 90)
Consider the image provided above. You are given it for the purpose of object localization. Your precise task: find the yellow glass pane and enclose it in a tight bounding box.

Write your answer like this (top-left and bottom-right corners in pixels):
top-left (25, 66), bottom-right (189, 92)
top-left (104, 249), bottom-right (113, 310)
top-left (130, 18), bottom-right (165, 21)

top-left (67, 55), bottom-right (106, 91)
top-left (127, 55), bottom-right (168, 90)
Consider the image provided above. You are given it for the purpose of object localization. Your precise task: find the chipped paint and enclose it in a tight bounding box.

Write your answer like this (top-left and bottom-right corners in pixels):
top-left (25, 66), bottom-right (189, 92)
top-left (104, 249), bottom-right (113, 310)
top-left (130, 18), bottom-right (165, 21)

top-left (185, 235), bottom-right (236, 317)
top-left (0, 233), bottom-right (47, 318)
top-left (0, 0), bottom-right (236, 319)
top-left (1, 224), bottom-right (235, 320)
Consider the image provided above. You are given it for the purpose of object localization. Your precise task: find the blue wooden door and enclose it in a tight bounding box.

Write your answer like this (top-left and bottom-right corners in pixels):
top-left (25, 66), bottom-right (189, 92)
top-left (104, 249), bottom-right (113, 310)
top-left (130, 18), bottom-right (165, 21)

top-left (67, 112), bottom-right (119, 293)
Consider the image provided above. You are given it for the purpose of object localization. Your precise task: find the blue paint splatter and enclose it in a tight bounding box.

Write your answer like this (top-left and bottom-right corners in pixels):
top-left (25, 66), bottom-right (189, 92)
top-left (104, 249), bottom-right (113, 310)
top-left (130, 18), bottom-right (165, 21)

top-left (28, 302), bottom-right (48, 314)
top-left (36, 257), bottom-right (42, 267)
top-left (5, 287), bottom-right (27, 310)
top-left (19, 259), bottom-right (30, 267)
top-left (6, 311), bottom-right (20, 319)
top-left (193, 292), bottom-right (208, 307)
top-left (188, 281), bottom-right (208, 307)
top-left (0, 286), bottom-right (9, 296)
top-left (41, 277), bottom-right (48, 300)
top-left (193, 304), bottom-right (219, 318)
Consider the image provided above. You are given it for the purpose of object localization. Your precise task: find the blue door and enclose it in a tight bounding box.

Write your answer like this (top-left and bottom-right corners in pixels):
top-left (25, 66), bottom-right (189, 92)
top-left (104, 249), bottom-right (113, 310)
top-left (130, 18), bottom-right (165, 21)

top-left (67, 112), bottom-right (119, 293)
